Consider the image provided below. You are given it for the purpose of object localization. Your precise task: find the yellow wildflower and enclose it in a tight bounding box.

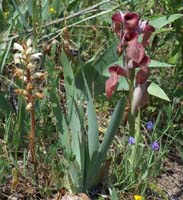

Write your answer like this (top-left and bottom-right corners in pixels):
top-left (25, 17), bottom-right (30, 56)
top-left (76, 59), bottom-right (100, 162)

top-left (134, 195), bottom-right (142, 200)
top-left (4, 11), bottom-right (9, 17)
top-left (49, 7), bottom-right (56, 14)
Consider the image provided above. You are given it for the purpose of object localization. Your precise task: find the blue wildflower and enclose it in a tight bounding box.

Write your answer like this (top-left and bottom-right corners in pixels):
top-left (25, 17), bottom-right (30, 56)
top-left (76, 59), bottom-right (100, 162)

top-left (151, 141), bottom-right (159, 151)
top-left (128, 136), bottom-right (135, 145)
top-left (146, 121), bottom-right (153, 131)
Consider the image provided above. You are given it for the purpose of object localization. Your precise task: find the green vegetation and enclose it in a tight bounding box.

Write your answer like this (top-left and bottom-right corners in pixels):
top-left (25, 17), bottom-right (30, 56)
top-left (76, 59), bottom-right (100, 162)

top-left (0, 0), bottom-right (182, 199)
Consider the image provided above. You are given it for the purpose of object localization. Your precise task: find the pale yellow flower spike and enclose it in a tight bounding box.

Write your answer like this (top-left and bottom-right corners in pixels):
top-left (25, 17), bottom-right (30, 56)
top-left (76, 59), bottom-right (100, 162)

top-left (134, 195), bottom-right (142, 200)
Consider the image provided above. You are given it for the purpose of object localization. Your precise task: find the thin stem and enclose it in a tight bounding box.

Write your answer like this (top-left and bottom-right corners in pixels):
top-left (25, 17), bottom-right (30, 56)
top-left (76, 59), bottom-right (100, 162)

top-left (26, 69), bottom-right (36, 164)
top-left (29, 100), bottom-right (35, 163)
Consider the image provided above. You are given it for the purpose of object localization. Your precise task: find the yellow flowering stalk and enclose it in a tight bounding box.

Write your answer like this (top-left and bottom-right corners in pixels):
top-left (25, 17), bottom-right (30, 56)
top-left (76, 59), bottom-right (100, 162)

top-left (13, 39), bottom-right (46, 164)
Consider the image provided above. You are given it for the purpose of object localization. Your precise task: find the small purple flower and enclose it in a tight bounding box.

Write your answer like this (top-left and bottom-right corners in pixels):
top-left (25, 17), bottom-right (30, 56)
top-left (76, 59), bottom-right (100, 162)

top-left (146, 121), bottom-right (153, 131)
top-left (70, 49), bottom-right (78, 56)
top-left (151, 141), bottom-right (159, 151)
top-left (128, 136), bottom-right (135, 145)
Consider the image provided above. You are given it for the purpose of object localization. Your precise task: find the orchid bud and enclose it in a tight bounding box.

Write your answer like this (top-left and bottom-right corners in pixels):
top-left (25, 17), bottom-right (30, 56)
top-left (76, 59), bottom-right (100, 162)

top-left (26, 83), bottom-right (34, 91)
top-left (26, 102), bottom-right (33, 111)
top-left (26, 39), bottom-right (32, 48)
top-left (25, 47), bottom-right (33, 55)
top-left (15, 89), bottom-right (28, 97)
top-left (19, 75), bottom-right (27, 82)
top-left (22, 54), bottom-right (27, 61)
top-left (14, 53), bottom-right (24, 64)
top-left (30, 53), bottom-right (42, 61)
top-left (34, 92), bottom-right (44, 99)
top-left (13, 68), bottom-right (24, 77)
top-left (13, 43), bottom-right (24, 52)
top-left (131, 83), bottom-right (148, 114)
top-left (32, 72), bottom-right (47, 80)
top-left (27, 63), bottom-right (37, 71)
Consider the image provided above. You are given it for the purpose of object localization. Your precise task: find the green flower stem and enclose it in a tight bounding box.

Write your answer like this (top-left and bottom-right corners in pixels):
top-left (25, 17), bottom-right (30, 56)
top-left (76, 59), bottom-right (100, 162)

top-left (128, 69), bottom-right (135, 137)
top-left (129, 110), bottom-right (141, 172)
top-left (127, 70), bottom-right (142, 173)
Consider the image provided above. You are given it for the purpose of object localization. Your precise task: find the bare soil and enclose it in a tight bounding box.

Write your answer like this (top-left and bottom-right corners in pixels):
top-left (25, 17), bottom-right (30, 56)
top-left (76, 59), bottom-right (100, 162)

top-left (1, 149), bottom-right (183, 200)
top-left (157, 151), bottom-right (183, 200)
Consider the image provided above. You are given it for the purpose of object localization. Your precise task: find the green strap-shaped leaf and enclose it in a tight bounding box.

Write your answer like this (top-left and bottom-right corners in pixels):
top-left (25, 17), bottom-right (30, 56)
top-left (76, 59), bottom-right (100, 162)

top-left (61, 50), bottom-right (83, 171)
top-left (0, 94), bottom-right (14, 114)
top-left (147, 82), bottom-right (170, 102)
top-left (111, 188), bottom-right (118, 200)
top-left (49, 88), bottom-right (70, 154)
top-left (94, 40), bottom-right (118, 74)
top-left (149, 60), bottom-right (174, 68)
top-left (100, 96), bottom-right (126, 156)
top-left (87, 96), bottom-right (126, 188)
top-left (11, 0), bottom-right (30, 30)
top-left (150, 14), bottom-right (183, 29)
top-left (83, 73), bottom-right (99, 160)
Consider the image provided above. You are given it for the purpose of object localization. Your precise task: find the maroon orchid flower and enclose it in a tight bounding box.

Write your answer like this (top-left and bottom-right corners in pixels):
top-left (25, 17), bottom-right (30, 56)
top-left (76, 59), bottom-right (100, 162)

top-left (136, 56), bottom-right (150, 84)
top-left (126, 40), bottom-right (145, 64)
top-left (142, 23), bottom-right (155, 46)
top-left (139, 55), bottom-right (151, 67)
top-left (136, 66), bottom-right (150, 84)
top-left (124, 31), bottom-right (145, 64)
top-left (106, 11), bottom-right (155, 103)
top-left (105, 66), bottom-right (127, 97)
top-left (124, 31), bottom-right (138, 43)
top-left (112, 11), bottom-right (124, 38)
top-left (112, 11), bottom-right (124, 24)
top-left (127, 54), bottom-right (150, 69)
top-left (106, 71), bottom-right (118, 97)
top-left (124, 12), bottom-right (139, 31)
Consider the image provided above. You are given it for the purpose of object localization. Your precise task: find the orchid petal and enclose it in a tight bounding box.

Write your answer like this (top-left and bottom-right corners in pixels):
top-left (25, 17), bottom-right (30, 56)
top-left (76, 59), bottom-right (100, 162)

top-left (139, 55), bottom-right (151, 67)
top-left (112, 11), bottom-right (124, 24)
top-left (124, 12), bottom-right (139, 30)
top-left (136, 66), bottom-right (150, 84)
top-left (105, 72), bottom-right (118, 97)
top-left (25, 47), bottom-right (33, 55)
top-left (108, 65), bottom-right (127, 77)
top-left (124, 31), bottom-right (138, 43)
top-left (126, 40), bottom-right (145, 64)
top-left (13, 43), bottom-right (24, 52)
top-left (142, 24), bottom-right (155, 46)
top-left (26, 39), bottom-right (32, 48)
top-left (14, 53), bottom-right (23, 64)
top-left (112, 12), bottom-right (124, 38)
top-left (30, 53), bottom-right (42, 60)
